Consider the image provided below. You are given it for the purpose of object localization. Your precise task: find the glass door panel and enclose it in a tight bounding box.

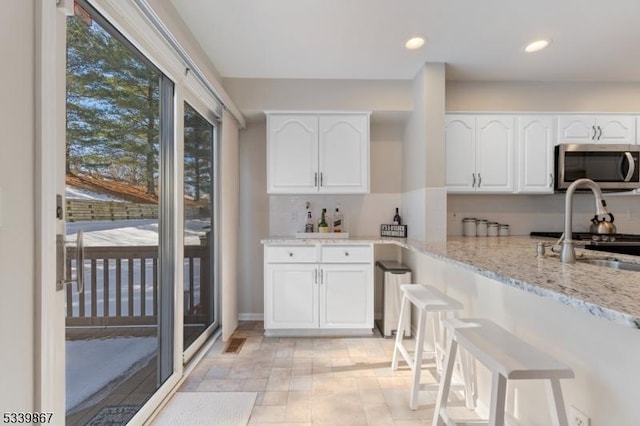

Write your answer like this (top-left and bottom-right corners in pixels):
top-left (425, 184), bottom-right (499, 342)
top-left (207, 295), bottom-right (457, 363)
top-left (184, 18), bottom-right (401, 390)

top-left (183, 103), bottom-right (216, 349)
top-left (65, 2), bottom-right (173, 424)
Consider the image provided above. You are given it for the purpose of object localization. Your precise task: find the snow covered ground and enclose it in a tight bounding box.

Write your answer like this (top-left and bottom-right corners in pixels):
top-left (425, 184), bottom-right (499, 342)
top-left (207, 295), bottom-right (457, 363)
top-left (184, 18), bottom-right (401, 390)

top-left (66, 186), bottom-right (126, 202)
top-left (66, 336), bottom-right (157, 413)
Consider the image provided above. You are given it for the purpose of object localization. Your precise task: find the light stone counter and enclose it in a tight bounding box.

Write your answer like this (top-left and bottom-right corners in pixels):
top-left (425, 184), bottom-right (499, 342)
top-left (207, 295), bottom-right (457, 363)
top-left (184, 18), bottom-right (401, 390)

top-left (262, 236), bottom-right (640, 328)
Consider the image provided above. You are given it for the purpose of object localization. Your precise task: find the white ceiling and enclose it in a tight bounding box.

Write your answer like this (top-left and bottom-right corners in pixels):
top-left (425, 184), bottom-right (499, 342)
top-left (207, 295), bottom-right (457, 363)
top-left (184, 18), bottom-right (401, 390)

top-left (169, 0), bottom-right (640, 81)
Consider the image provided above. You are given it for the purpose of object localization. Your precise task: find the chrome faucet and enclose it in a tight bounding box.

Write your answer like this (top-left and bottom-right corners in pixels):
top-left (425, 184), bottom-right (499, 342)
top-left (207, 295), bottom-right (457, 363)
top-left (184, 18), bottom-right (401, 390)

top-left (560, 178), bottom-right (610, 263)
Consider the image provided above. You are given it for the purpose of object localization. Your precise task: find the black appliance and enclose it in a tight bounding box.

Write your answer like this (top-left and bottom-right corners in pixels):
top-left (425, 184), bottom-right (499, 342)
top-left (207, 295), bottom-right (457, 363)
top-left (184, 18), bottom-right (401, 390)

top-left (530, 231), bottom-right (640, 256)
top-left (554, 144), bottom-right (640, 191)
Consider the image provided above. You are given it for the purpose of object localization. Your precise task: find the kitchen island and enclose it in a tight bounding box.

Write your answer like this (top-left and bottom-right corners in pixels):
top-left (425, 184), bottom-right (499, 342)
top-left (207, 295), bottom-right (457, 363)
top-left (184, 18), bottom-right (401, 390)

top-left (263, 235), bottom-right (640, 424)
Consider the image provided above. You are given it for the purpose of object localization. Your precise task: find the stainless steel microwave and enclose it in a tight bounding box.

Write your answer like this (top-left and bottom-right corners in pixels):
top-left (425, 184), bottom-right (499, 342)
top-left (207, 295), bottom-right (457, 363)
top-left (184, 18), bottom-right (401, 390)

top-left (554, 144), bottom-right (640, 191)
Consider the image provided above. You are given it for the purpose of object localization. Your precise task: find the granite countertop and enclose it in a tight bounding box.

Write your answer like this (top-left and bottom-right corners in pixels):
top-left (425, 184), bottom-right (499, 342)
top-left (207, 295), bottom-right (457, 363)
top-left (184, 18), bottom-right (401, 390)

top-left (262, 236), bottom-right (640, 328)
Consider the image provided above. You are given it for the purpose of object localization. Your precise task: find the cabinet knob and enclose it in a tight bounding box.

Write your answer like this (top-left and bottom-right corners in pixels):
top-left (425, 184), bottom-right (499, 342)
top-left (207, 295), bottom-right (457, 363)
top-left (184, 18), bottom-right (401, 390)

top-left (344, 251), bottom-right (349, 256)
top-left (288, 252), bottom-right (293, 257)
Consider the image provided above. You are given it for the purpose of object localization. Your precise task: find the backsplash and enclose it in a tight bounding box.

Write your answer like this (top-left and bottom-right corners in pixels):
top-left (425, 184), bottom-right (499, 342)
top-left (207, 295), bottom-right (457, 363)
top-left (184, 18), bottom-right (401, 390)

top-left (269, 194), bottom-right (401, 236)
top-left (447, 193), bottom-right (640, 236)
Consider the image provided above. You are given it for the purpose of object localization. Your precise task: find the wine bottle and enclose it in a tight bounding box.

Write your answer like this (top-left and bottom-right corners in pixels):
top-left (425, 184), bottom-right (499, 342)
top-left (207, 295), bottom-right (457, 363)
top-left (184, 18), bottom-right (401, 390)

top-left (305, 211), bottom-right (314, 233)
top-left (333, 206), bottom-right (343, 233)
top-left (318, 209), bottom-right (329, 233)
top-left (393, 207), bottom-right (401, 225)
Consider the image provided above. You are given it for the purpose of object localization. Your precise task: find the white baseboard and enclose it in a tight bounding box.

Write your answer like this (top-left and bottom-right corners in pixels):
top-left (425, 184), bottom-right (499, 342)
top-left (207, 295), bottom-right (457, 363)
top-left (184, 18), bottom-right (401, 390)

top-left (239, 313), bottom-right (264, 321)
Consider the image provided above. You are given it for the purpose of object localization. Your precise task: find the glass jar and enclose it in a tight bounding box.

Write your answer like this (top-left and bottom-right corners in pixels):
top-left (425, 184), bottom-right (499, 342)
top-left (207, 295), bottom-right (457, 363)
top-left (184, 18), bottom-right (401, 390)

top-left (498, 224), bottom-right (510, 237)
top-left (476, 219), bottom-right (488, 237)
top-left (462, 218), bottom-right (477, 236)
top-left (487, 222), bottom-right (499, 237)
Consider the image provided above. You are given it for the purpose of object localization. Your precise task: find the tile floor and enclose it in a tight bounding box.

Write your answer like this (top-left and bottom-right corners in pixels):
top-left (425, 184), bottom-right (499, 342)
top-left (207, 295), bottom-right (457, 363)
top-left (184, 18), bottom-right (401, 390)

top-left (175, 321), bottom-right (471, 426)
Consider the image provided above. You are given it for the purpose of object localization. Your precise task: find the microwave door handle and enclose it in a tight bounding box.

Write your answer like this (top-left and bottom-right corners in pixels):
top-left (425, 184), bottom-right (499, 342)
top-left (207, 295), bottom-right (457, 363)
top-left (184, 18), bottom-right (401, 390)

top-left (622, 152), bottom-right (635, 182)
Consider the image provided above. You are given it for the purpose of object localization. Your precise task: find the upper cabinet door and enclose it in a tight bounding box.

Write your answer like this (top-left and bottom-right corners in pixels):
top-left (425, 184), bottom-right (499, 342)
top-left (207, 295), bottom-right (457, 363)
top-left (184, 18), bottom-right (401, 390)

top-left (318, 115), bottom-right (369, 194)
top-left (596, 116), bottom-right (636, 144)
top-left (445, 116), bottom-right (476, 192)
top-left (267, 115), bottom-right (319, 194)
top-left (557, 115), bottom-right (596, 144)
top-left (557, 115), bottom-right (636, 144)
top-left (518, 116), bottom-right (555, 193)
top-left (476, 116), bottom-right (515, 192)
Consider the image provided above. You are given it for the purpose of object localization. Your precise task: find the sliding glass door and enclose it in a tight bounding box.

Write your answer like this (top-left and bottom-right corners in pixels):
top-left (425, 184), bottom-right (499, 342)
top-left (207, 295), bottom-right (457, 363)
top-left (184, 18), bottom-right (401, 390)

top-left (183, 102), bottom-right (218, 352)
top-left (65, 2), bottom-right (174, 424)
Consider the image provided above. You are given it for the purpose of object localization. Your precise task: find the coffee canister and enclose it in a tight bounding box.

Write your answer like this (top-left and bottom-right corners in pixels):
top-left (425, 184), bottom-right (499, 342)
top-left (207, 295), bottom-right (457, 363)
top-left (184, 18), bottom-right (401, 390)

top-left (462, 218), bottom-right (477, 236)
top-left (476, 219), bottom-right (488, 237)
top-left (487, 222), bottom-right (499, 237)
top-left (498, 224), bottom-right (510, 237)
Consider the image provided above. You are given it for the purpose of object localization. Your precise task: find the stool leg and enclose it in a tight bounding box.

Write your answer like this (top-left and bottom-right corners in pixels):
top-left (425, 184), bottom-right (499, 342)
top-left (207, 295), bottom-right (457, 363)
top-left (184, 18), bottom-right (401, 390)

top-left (488, 372), bottom-right (507, 426)
top-left (391, 294), bottom-right (409, 370)
top-left (432, 334), bottom-right (457, 426)
top-left (460, 347), bottom-right (476, 409)
top-left (410, 308), bottom-right (427, 410)
top-left (433, 312), bottom-right (443, 372)
top-left (546, 378), bottom-right (569, 426)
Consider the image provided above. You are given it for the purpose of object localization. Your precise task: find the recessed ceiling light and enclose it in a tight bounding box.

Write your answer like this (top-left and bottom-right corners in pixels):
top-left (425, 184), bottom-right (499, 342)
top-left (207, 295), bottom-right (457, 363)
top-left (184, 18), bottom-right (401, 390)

top-left (405, 36), bottom-right (426, 50)
top-left (525, 39), bottom-right (551, 53)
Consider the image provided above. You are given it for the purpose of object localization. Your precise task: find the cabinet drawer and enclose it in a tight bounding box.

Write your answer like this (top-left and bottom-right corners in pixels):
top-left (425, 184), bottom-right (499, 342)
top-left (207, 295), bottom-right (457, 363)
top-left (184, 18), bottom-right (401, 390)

top-left (321, 245), bottom-right (372, 263)
top-left (265, 246), bottom-right (317, 263)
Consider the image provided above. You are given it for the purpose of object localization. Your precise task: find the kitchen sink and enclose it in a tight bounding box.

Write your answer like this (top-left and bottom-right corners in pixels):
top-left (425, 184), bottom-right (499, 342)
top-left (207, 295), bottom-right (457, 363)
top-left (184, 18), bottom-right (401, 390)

top-left (577, 258), bottom-right (640, 272)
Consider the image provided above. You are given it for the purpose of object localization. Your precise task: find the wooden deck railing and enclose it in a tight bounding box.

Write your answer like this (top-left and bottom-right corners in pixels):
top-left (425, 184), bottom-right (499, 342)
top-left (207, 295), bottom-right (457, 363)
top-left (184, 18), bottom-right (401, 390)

top-left (66, 244), bottom-right (209, 327)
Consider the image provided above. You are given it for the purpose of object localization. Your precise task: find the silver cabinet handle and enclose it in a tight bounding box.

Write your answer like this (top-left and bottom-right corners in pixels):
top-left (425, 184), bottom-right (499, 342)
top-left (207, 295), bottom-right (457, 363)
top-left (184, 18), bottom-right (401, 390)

top-left (549, 173), bottom-right (554, 188)
top-left (320, 172), bottom-right (324, 187)
top-left (592, 125), bottom-right (597, 140)
top-left (315, 269), bottom-right (318, 285)
top-left (472, 173), bottom-right (476, 188)
top-left (478, 173), bottom-right (482, 187)
top-left (623, 152), bottom-right (635, 182)
top-left (320, 269), bottom-right (323, 285)
top-left (314, 172), bottom-right (318, 187)
top-left (597, 125), bottom-right (603, 140)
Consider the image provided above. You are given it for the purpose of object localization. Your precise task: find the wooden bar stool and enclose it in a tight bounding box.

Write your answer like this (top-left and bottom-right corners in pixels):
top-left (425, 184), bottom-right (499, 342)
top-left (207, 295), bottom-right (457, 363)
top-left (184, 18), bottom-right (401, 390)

top-left (433, 318), bottom-right (575, 426)
top-left (391, 284), bottom-right (474, 410)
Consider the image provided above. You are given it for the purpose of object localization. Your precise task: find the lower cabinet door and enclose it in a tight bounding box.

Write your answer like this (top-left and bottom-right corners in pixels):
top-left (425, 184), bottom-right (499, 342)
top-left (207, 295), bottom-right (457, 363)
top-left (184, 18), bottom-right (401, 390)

top-left (265, 264), bottom-right (319, 329)
top-left (319, 264), bottom-right (373, 329)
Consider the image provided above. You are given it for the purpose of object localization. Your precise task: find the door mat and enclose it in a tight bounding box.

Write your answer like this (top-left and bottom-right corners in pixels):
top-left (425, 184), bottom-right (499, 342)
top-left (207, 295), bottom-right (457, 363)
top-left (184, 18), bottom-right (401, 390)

top-left (152, 392), bottom-right (257, 426)
top-left (222, 337), bottom-right (247, 354)
top-left (86, 405), bottom-right (139, 425)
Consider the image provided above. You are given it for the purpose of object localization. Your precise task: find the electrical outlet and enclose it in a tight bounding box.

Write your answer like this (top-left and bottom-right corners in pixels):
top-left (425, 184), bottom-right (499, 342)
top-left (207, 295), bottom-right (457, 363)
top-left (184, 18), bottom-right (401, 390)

top-left (570, 406), bottom-right (590, 426)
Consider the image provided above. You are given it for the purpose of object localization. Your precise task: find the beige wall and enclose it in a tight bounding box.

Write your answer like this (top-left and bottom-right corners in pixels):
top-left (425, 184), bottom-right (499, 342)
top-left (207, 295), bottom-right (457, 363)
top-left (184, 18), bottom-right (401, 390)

top-left (226, 78), bottom-right (407, 318)
top-left (0, 0), bottom-right (35, 412)
top-left (446, 81), bottom-right (640, 112)
top-left (236, 114), bottom-right (404, 317)
top-left (220, 111), bottom-right (240, 340)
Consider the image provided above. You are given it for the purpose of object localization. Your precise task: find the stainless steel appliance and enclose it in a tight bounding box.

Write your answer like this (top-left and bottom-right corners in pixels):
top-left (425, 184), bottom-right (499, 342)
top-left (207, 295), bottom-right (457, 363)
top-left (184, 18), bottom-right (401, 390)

top-left (375, 261), bottom-right (412, 338)
top-left (554, 144), bottom-right (640, 191)
top-left (530, 231), bottom-right (640, 256)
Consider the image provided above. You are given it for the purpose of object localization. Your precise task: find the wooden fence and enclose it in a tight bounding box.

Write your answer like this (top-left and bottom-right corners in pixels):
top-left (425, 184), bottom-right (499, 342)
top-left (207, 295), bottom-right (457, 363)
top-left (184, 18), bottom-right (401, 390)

top-left (66, 199), bottom-right (158, 222)
top-left (65, 244), bottom-right (209, 327)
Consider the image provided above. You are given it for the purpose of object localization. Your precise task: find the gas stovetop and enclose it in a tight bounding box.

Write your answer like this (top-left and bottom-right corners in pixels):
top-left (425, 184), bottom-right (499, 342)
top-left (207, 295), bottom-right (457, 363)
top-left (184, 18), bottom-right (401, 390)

top-left (530, 231), bottom-right (640, 244)
top-left (530, 232), bottom-right (640, 256)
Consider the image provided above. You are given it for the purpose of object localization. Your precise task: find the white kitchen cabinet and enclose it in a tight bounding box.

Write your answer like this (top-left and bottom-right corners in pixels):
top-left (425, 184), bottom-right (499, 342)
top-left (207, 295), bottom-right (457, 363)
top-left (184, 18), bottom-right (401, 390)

top-left (320, 264), bottom-right (372, 329)
top-left (557, 115), bottom-right (636, 145)
top-left (517, 116), bottom-right (555, 193)
top-left (264, 263), bottom-right (318, 329)
top-left (266, 112), bottom-right (370, 194)
top-left (264, 243), bottom-right (373, 335)
top-left (446, 115), bottom-right (515, 193)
